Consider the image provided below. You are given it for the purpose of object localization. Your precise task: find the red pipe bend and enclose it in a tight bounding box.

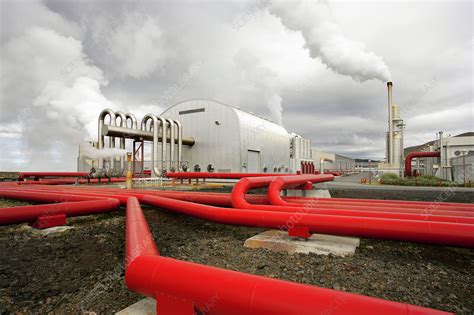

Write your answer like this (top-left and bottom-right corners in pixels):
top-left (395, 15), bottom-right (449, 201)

top-left (405, 151), bottom-right (440, 177)
top-left (11, 185), bottom-right (474, 213)
top-left (142, 195), bottom-right (474, 247)
top-left (231, 174), bottom-right (334, 209)
top-left (126, 195), bottom-right (451, 315)
top-left (5, 187), bottom-right (473, 224)
top-left (267, 175), bottom-right (334, 207)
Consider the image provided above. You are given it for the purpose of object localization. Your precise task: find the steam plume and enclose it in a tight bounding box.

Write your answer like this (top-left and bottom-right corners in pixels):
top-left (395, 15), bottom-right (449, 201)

top-left (269, 0), bottom-right (391, 82)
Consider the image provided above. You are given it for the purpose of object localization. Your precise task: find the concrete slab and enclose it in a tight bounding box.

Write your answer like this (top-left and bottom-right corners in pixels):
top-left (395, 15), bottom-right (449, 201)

top-left (285, 189), bottom-right (331, 198)
top-left (116, 297), bottom-right (155, 315)
top-left (244, 230), bottom-right (359, 257)
top-left (21, 225), bottom-right (74, 236)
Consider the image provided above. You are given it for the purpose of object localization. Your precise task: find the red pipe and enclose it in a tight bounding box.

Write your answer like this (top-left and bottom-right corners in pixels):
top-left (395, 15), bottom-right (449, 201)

top-left (125, 196), bottom-right (451, 315)
top-left (13, 185), bottom-right (474, 214)
top-left (0, 199), bottom-right (120, 225)
top-left (231, 174), bottom-right (334, 209)
top-left (18, 172), bottom-right (90, 180)
top-left (125, 197), bottom-right (159, 263)
top-left (230, 177), bottom-right (474, 223)
top-left (267, 177), bottom-right (473, 213)
top-left (0, 189), bottom-right (121, 225)
top-left (167, 172), bottom-right (294, 179)
top-left (6, 186), bottom-right (474, 245)
top-left (405, 151), bottom-right (440, 177)
top-left (142, 195), bottom-right (474, 247)
top-left (18, 177), bottom-right (126, 185)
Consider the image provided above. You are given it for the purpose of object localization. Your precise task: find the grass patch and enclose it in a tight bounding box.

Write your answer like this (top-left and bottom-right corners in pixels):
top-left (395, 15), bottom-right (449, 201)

top-left (380, 173), bottom-right (472, 187)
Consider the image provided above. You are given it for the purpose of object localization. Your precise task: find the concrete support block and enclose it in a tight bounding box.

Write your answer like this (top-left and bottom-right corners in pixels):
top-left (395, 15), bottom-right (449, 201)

top-left (244, 230), bottom-right (359, 257)
top-left (116, 298), bottom-right (155, 315)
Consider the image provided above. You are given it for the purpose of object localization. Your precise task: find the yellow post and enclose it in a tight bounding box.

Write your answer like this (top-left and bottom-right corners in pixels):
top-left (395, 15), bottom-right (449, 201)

top-left (126, 152), bottom-right (133, 189)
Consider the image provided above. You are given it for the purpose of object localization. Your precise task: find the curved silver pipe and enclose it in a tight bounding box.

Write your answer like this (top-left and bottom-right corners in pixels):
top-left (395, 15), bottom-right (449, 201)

top-left (165, 118), bottom-right (175, 171)
top-left (174, 120), bottom-right (183, 171)
top-left (98, 109), bottom-right (116, 172)
top-left (156, 116), bottom-right (167, 173)
top-left (141, 114), bottom-right (161, 177)
top-left (115, 111), bottom-right (127, 176)
top-left (125, 112), bottom-right (137, 129)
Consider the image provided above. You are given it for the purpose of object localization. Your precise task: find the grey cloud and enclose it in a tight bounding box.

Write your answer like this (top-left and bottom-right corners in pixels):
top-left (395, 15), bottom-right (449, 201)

top-left (0, 0), bottom-right (472, 170)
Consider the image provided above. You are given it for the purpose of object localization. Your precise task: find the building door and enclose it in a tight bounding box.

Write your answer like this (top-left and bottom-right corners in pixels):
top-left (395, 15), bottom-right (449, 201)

top-left (247, 150), bottom-right (260, 173)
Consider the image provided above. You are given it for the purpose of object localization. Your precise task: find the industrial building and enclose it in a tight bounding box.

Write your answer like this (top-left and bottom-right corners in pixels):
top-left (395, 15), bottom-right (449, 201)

top-left (78, 99), bottom-right (319, 177)
top-left (311, 149), bottom-right (356, 174)
top-left (404, 132), bottom-right (474, 184)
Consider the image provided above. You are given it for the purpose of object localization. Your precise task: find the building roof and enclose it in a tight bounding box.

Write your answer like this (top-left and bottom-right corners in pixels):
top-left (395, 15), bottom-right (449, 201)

top-left (404, 131), bottom-right (474, 156)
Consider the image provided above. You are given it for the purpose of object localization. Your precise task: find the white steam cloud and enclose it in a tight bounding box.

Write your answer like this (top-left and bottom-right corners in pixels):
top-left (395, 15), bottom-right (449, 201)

top-left (269, 0), bottom-right (391, 82)
top-left (80, 146), bottom-right (128, 160)
top-left (233, 49), bottom-right (283, 125)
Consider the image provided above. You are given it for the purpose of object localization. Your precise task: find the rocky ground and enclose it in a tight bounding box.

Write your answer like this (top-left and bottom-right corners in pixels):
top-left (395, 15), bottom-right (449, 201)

top-left (0, 189), bottom-right (473, 314)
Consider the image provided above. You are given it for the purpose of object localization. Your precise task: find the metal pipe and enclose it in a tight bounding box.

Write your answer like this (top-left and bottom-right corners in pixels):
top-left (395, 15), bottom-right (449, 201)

top-left (174, 120), bottom-right (183, 171)
top-left (101, 125), bottom-right (195, 145)
top-left (125, 112), bottom-right (137, 129)
top-left (141, 114), bottom-right (161, 177)
top-left (98, 109), bottom-right (116, 170)
top-left (157, 116), bottom-right (167, 174)
top-left (405, 151), bottom-right (440, 177)
top-left (126, 196), bottom-right (451, 315)
top-left (320, 157), bottom-right (333, 174)
top-left (115, 111), bottom-right (127, 175)
top-left (165, 118), bottom-right (175, 171)
top-left (387, 82), bottom-right (393, 164)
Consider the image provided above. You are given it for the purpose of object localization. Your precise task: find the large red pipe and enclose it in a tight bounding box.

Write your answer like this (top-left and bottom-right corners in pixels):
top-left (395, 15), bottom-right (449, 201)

top-left (167, 172), bottom-right (294, 179)
top-left (18, 177), bottom-right (126, 185)
top-left (125, 196), bottom-right (451, 315)
top-left (14, 180), bottom-right (472, 210)
top-left (229, 175), bottom-right (474, 221)
top-left (231, 174), bottom-right (334, 209)
top-left (11, 186), bottom-right (474, 215)
top-left (18, 172), bottom-right (90, 180)
top-left (405, 151), bottom-right (441, 177)
top-left (0, 200), bottom-right (120, 225)
top-left (12, 188), bottom-right (472, 247)
top-left (266, 177), bottom-right (474, 215)
top-left (142, 195), bottom-right (474, 247)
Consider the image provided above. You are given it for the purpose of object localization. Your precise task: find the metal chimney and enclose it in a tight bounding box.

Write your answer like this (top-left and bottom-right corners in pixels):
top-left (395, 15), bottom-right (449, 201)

top-left (387, 82), bottom-right (393, 164)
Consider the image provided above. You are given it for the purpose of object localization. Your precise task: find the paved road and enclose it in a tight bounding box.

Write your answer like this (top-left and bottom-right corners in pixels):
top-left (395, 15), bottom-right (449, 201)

top-left (315, 172), bottom-right (474, 192)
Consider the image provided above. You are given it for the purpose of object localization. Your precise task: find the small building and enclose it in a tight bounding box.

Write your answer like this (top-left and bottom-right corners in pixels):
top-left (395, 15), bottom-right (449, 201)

top-left (404, 132), bottom-right (474, 183)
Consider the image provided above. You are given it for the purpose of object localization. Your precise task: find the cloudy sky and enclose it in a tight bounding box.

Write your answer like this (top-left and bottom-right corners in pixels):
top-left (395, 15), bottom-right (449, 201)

top-left (0, 0), bottom-right (472, 171)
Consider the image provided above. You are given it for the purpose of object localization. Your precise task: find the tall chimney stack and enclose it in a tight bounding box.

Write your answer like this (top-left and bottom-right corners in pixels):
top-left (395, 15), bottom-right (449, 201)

top-left (387, 82), bottom-right (393, 164)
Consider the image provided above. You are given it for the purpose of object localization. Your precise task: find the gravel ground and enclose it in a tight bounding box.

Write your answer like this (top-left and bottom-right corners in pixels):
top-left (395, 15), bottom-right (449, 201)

top-left (0, 191), bottom-right (473, 314)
